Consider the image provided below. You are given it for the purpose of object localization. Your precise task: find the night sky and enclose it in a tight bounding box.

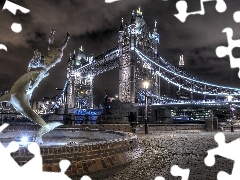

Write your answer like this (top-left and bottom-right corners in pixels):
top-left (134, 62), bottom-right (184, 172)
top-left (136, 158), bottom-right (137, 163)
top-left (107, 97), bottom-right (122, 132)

top-left (1, 0), bottom-right (240, 106)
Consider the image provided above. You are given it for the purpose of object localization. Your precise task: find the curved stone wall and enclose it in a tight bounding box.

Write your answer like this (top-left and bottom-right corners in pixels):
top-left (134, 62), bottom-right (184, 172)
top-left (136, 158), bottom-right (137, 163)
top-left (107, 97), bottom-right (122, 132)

top-left (4, 124), bottom-right (206, 132)
top-left (9, 128), bottom-right (141, 177)
top-left (4, 124), bottom-right (133, 132)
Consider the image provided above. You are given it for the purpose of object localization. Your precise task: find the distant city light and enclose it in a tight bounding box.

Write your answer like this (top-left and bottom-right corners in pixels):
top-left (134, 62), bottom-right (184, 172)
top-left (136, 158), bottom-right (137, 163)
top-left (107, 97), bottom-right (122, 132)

top-left (21, 136), bottom-right (28, 143)
top-left (227, 95), bottom-right (233, 101)
top-left (143, 81), bottom-right (150, 89)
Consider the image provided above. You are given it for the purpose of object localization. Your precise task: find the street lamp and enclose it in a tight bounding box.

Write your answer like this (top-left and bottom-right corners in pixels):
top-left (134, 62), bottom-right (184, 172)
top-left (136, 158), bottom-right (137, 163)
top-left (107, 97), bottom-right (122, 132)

top-left (143, 80), bottom-right (150, 134)
top-left (89, 75), bottom-right (94, 109)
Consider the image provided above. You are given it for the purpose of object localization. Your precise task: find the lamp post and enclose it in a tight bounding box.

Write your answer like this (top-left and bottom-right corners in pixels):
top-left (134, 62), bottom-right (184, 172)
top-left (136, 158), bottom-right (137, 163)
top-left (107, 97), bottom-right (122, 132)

top-left (56, 88), bottom-right (63, 105)
top-left (89, 75), bottom-right (94, 109)
top-left (143, 81), bottom-right (150, 134)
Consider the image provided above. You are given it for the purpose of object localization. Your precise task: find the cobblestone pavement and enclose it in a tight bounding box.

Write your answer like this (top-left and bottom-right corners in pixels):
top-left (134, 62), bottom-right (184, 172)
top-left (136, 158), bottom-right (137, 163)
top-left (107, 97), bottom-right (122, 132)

top-left (88, 131), bottom-right (240, 180)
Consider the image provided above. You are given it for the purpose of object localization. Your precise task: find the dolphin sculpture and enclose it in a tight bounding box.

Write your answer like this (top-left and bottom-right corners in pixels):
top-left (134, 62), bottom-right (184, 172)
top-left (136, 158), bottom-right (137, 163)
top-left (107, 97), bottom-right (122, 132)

top-left (0, 29), bottom-right (70, 139)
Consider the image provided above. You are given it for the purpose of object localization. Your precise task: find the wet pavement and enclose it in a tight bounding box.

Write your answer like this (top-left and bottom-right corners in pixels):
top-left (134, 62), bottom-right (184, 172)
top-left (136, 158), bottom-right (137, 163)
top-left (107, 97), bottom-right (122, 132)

top-left (86, 131), bottom-right (240, 180)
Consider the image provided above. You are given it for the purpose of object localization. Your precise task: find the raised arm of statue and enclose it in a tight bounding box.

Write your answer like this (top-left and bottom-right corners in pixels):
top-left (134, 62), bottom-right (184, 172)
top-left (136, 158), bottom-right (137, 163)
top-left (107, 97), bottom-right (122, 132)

top-left (61, 32), bottom-right (70, 50)
top-left (48, 29), bottom-right (55, 44)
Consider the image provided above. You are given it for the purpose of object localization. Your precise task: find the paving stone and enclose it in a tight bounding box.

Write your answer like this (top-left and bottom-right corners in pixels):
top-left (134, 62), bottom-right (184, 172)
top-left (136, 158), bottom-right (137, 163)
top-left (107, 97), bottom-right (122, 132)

top-left (85, 131), bottom-right (240, 180)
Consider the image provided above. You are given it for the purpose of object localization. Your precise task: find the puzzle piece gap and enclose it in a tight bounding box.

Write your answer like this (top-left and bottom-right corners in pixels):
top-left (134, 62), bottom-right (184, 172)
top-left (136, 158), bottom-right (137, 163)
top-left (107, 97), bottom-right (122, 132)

top-left (233, 11), bottom-right (240, 23)
top-left (11, 22), bottom-right (22, 33)
top-left (204, 132), bottom-right (240, 179)
top-left (215, 27), bottom-right (240, 78)
top-left (3, 0), bottom-right (30, 15)
top-left (154, 177), bottom-right (165, 180)
top-left (171, 165), bottom-right (190, 180)
top-left (0, 44), bottom-right (7, 51)
top-left (174, 0), bottom-right (227, 23)
top-left (81, 175), bottom-right (92, 180)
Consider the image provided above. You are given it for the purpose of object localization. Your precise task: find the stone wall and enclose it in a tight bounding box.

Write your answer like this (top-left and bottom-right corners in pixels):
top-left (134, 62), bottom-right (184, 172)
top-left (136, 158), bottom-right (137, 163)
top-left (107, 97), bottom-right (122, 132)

top-left (4, 124), bottom-right (207, 132)
top-left (47, 114), bottom-right (64, 121)
top-left (101, 102), bottom-right (139, 123)
top-left (61, 124), bottom-right (133, 132)
top-left (7, 122), bottom-right (240, 134)
top-left (5, 125), bottom-right (40, 131)
top-left (137, 124), bottom-right (206, 132)
top-left (10, 131), bottom-right (140, 177)
top-left (4, 124), bottom-right (133, 132)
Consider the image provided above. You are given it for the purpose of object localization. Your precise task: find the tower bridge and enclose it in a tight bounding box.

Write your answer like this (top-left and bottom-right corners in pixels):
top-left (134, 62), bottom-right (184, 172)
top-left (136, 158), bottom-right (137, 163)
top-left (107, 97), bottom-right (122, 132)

top-left (57, 8), bottom-right (240, 112)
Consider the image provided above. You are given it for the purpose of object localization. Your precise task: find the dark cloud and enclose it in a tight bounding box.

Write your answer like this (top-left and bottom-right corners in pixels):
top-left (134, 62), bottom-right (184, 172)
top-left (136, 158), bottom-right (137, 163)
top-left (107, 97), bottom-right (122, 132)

top-left (1, 0), bottom-right (240, 105)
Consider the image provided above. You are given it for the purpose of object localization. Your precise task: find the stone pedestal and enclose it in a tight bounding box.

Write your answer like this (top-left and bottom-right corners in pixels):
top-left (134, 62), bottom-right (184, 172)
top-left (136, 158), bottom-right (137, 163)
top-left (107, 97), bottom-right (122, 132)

top-left (55, 106), bottom-right (65, 114)
top-left (34, 137), bottom-right (43, 144)
top-left (205, 118), bottom-right (213, 131)
top-left (99, 102), bottom-right (139, 123)
top-left (213, 117), bottom-right (218, 131)
top-left (158, 109), bottom-right (172, 123)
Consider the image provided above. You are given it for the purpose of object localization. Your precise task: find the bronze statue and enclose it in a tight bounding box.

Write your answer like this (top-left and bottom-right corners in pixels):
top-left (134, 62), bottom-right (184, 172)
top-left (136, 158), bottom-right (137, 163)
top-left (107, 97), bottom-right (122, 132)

top-left (0, 29), bottom-right (70, 142)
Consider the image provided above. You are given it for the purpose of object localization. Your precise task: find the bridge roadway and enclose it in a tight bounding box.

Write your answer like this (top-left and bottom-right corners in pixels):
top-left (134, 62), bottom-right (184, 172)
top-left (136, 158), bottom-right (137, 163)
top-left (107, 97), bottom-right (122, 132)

top-left (137, 95), bottom-right (240, 109)
top-left (148, 100), bottom-right (240, 108)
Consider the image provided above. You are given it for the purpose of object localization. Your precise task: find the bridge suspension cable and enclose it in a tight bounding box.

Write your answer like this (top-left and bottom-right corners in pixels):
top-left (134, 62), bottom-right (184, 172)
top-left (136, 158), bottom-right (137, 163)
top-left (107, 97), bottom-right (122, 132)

top-left (134, 48), bottom-right (240, 96)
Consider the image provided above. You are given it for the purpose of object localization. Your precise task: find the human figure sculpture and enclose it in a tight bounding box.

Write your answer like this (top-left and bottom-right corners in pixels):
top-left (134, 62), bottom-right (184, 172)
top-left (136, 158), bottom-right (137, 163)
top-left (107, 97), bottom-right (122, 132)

top-left (0, 29), bottom-right (70, 141)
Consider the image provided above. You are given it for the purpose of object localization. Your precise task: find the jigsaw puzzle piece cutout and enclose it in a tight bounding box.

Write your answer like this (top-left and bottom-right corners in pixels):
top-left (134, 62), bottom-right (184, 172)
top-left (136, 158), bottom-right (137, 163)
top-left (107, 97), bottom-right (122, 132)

top-left (0, 44), bottom-right (7, 51)
top-left (59, 159), bottom-right (70, 173)
top-left (0, 124), bottom-right (18, 173)
top-left (174, 0), bottom-right (188, 22)
top-left (80, 175), bottom-right (92, 180)
top-left (21, 142), bottom-right (42, 176)
top-left (105, 0), bottom-right (121, 3)
top-left (0, 141), bottom-right (21, 179)
top-left (233, 11), bottom-right (240, 23)
top-left (216, 27), bottom-right (240, 78)
top-left (40, 159), bottom-right (72, 180)
top-left (154, 176), bottom-right (165, 180)
top-left (174, 0), bottom-right (227, 23)
top-left (2, 0), bottom-right (30, 15)
top-left (217, 171), bottom-right (234, 180)
top-left (154, 165), bottom-right (190, 180)
top-left (205, 132), bottom-right (240, 164)
top-left (171, 165), bottom-right (190, 180)
top-left (204, 132), bottom-right (226, 166)
top-left (204, 132), bottom-right (240, 179)
top-left (215, 0), bottom-right (227, 13)
top-left (0, 124), bottom-right (74, 180)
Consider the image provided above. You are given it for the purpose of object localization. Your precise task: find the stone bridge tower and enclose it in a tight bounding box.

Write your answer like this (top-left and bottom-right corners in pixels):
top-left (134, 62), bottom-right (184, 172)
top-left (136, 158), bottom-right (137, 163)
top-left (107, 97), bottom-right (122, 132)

top-left (118, 8), bottom-right (160, 103)
top-left (67, 47), bottom-right (94, 109)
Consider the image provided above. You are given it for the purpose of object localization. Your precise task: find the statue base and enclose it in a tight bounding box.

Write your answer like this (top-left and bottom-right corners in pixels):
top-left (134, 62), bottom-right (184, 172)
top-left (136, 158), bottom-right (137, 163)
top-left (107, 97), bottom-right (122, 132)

top-left (37, 122), bottom-right (63, 137)
top-left (33, 137), bottom-right (43, 145)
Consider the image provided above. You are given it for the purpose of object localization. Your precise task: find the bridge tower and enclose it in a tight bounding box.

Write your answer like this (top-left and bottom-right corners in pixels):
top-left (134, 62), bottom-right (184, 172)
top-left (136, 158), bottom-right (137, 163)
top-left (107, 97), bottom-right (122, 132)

top-left (179, 54), bottom-right (184, 92)
top-left (118, 11), bottom-right (136, 103)
top-left (176, 55), bottom-right (191, 100)
top-left (118, 7), bottom-right (160, 103)
top-left (179, 55), bottom-right (184, 69)
top-left (153, 20), bottom-right (160, 58)
top-left (66, 53), bottom-right (75, 108)
top-left (66, 47), bottom-right (94, 109)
